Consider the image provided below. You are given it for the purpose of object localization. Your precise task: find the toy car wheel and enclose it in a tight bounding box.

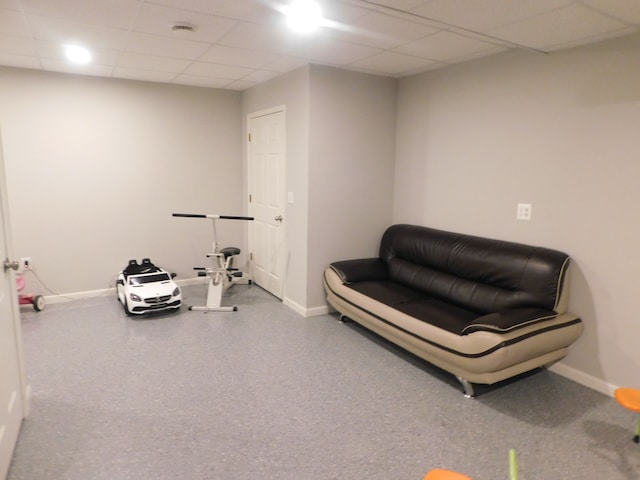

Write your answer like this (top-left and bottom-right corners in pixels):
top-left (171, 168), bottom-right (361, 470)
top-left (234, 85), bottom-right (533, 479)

top-left (33, 295), bottom-right (45, 311)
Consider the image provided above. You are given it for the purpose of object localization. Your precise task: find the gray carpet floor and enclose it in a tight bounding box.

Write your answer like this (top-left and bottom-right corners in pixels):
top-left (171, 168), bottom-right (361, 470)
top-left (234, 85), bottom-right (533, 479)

top-left (8, 283), bottom-right (640, 480)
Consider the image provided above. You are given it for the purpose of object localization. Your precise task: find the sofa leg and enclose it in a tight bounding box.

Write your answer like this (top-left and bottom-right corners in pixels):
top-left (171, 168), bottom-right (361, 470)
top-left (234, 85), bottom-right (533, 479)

top-left (456, 377), bottom-right (475, 398)
top-left (339, 314), bottom-right (351, 323)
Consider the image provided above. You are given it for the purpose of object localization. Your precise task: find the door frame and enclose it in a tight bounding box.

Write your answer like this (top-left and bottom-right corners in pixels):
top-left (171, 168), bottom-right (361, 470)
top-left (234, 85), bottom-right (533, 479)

top-left (0, 125), bottom-right (29, 478)
top-left (246, 105), bottom-right (286, 299)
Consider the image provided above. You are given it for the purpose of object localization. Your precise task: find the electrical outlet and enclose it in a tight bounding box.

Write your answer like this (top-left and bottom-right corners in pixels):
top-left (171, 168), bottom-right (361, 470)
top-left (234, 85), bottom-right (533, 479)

top-left (516, 203), bottom-right (532, 221)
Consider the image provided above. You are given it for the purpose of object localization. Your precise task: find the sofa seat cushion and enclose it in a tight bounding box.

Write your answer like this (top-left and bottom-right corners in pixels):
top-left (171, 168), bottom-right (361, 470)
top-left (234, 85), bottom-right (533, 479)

top-left (347, 280), bottom-right (477, 335)
top-left (345, 280), bottom-right (560, 336)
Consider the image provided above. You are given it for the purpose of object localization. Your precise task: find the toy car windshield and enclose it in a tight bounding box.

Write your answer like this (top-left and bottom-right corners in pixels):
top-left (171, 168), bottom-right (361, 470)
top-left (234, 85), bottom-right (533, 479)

top-left (129, 273), bottom-right (171, 285)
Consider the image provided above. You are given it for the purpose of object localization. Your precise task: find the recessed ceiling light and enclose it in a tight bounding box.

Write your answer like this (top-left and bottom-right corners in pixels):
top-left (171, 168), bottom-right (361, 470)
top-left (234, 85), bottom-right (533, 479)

top-left (285, 0), bottom-right (323, 34)
top-left (64, 45), bottom-right (92, 64)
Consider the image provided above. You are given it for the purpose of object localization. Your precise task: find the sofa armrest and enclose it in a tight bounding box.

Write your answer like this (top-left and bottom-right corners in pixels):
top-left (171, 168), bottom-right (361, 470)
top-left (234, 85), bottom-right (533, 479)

top-left (461, 308), bottom-right (562, 335)
top-left (330, 258), bottom-right (388, 284)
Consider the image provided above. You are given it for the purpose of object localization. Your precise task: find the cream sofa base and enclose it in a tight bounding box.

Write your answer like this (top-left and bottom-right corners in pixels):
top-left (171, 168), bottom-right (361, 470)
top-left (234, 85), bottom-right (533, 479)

top-left (324, 268), bottom-right (583, 397)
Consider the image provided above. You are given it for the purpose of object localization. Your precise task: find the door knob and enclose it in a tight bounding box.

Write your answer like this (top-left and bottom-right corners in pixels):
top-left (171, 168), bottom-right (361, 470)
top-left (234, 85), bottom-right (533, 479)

top-left (3, 258), bottom-right (19, 272)
top-left (274, 215), bottom-right (283, 222)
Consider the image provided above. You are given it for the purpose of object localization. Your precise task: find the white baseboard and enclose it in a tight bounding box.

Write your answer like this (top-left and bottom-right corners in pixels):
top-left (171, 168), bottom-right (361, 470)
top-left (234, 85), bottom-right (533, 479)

top-left (40, 277), bottom-right (205, 305)
top-left (282, 297), bottom-right (329, 317)
top-left (42, 287), bottom-right (114, 304)
top-left (549, 362), bottom-right (617, 398)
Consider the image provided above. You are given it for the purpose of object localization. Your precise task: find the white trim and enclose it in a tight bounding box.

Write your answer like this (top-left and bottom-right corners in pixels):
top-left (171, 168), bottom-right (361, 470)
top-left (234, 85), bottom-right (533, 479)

top-left (305, 305), bottom-right (329, 317)
top-left (282, 296), bottom-right (306, 316)
top-left (41, 277), bottom-right (205, 305)
top-left (549, 362), bottom-right (617, 397)
top-left (282, 296), bottom-right (329, 317)
top-left (247, 104), bottom-right (286, 120)
top-left (247, 106), bottom-right (287, 300)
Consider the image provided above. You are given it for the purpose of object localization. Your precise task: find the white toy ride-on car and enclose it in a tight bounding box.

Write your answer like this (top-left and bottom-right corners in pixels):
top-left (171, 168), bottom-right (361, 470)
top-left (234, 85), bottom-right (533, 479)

top-left (116, 258), bottom-right (182, 315)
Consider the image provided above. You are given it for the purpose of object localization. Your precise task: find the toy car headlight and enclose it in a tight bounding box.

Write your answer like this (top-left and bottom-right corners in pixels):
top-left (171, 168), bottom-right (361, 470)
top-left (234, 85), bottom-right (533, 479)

top-left (130, 293), bottom-right (142, 302)
top-left (173, 287), bottom-right (180, 297)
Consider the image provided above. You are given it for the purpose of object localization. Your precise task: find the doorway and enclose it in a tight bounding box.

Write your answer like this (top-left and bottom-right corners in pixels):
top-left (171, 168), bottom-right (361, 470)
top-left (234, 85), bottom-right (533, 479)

top-left (247, 107), bottom-right (286, 299)
top-left (0, 127), bottom-right (27, 479)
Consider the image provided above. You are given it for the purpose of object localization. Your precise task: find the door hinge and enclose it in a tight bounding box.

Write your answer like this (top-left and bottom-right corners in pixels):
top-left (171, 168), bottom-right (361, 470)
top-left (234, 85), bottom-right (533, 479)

top-left (248, 133), bottom-right (252, 142)
top-left (249, 194), bottom-right (252, 203)
top-left (250, 253), bottom-right (253, 261)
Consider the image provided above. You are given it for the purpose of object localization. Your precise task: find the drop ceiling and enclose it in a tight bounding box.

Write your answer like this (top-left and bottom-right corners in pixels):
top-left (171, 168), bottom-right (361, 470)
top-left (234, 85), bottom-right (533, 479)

top-left (0, 0), bottom-right (638, 90)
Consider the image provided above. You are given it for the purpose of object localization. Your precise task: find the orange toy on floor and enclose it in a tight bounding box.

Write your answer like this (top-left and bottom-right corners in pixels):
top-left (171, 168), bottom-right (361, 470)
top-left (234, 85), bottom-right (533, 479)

top-left (614, 387), bottom-right (640, 443)
top-left (423, 469), bottom-right (472, 480)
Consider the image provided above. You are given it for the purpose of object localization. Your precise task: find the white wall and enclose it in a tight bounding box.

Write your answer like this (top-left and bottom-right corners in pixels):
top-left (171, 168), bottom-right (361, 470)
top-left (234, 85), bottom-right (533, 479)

top-left (0, 67), bottom-right (242, 294)
top-left (394, 32), bottom-right (640, 392)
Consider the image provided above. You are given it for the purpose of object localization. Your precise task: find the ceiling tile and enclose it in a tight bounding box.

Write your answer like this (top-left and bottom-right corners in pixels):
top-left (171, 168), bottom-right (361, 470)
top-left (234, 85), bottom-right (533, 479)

top-left (172, 74), bottom-right (234, 88)
top-left (395, 30), bottom-right (503, 62)
top-left (27, 15), bottom-right (129, 50)
top-left (0, 52), bottom-right (41, 69)
top-left (113, 67), bottom-right (178, 83)
top-left (262, 55), bottom-right (308, 73)
top-left (320, 1), bottom-right (370, 23)
top-left (0, 9), bottom-right (30, 37)
top-left (1, 0), bottom-right (639, 89)
top-left (410, 0), bottom-right (575, 32)
top-left (224, 78), bottom-right (258, 90)
top-left (133, 3), bottom-right (237, 43)
top-left (0, 0), bottom-right (21, 9)
top-left (199, 45), bottom-right (279, 69)
top-left (585, 0), bottom-right (640, 24)
top-left (40, 57), bottom-right (114, 76)
top-left (35, 41), bottom-right (120, 65)
top-left (239, 68), bottom-right (281, 83)
top-left (0, 35), bottom-right (38, 56)
top-left (327, 11), bottom-right (440, 49)
top-left (365, 0), bottom-right (428, 10)
top-left (125, 31), bottom-right (210, 59)
top-left (291, 36), bottom-right (382, 65)
top-left (349, 50), bottom-right (437, 75)
top-left (488, 4), bottom-right (631, 50)
top-left (21, 0), bottom-right (142, 30)
top-left (146, 0), bottom-right (263, 20)
top-left (183, 61), bottom-right (252, 79)
top-left (116, 51), bottom-right (191, 72)
top-left (218, 21), bottom-right (298, 53)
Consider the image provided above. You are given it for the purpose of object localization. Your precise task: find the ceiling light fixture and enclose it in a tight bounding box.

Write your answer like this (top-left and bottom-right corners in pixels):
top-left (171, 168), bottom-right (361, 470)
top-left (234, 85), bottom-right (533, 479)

top-left (64, 45), bottom-right (92, 64)
top-left (285, 0), bottom-right (323, 34)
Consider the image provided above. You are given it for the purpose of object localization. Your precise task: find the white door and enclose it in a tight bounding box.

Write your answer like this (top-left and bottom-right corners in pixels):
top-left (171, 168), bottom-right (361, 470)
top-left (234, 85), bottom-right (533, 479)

top-left (247, 108), bottom-right (286, 299)
top-left (0, 128), bottom-right (27, 480)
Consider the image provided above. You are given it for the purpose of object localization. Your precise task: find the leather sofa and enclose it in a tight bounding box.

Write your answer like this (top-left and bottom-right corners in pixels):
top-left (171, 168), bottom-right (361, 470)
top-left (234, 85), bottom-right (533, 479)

top-left (323, 224), bottom-right (584, 397)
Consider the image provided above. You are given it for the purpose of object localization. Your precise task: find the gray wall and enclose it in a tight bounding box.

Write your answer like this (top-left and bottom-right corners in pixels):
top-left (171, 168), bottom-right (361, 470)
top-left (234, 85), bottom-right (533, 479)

top-left (394, 32), bottom-right (640, 393)
top-left (0, 67), bottom-right (242, 294)
top-left (307, 65), bottom-right (396, 308)
top-left (242, 66), bottom-right (311, 311)
top-left (3, 29), bottom-right (639, 394)
top-left (242, 65), bottom-right (396, 313)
